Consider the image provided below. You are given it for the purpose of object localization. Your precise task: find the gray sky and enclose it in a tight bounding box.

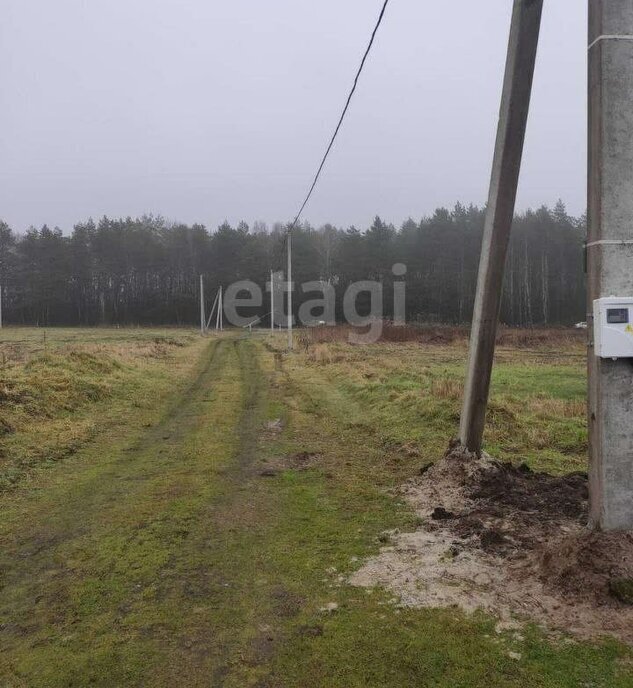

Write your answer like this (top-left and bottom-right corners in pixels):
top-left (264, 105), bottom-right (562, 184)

top-left (0, 0), bottom-right (587, 234)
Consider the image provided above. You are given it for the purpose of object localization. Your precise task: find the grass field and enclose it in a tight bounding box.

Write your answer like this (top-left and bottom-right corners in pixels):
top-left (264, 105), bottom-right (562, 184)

top-left (1, 326), bottom-right (630, 687)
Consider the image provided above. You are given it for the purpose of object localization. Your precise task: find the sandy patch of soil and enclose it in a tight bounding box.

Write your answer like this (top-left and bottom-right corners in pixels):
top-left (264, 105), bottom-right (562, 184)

top-left (350, 442), bottom-right (633, 643)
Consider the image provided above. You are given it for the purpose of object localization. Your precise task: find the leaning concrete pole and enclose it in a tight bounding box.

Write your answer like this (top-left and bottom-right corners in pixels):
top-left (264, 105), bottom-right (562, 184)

top-left (459, 0), bottom-right (543, 453)
top-left (588, 2), bottom-right (633, 531)
top-left (219, 286), bottom-right (224, 331)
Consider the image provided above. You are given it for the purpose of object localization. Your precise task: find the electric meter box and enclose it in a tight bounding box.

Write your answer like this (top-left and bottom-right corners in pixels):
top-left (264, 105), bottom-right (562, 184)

top-left (593, 297), bottom-right (633, 358)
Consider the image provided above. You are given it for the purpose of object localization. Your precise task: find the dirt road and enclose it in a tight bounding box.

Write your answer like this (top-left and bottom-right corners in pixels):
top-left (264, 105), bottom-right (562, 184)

top-left (1, 336), bottom-right (631, 687)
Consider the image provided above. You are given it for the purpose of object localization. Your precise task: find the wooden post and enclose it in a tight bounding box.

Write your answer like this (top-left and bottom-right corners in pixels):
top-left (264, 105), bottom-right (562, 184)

top-left (459, 0), bottom-right (543, 453)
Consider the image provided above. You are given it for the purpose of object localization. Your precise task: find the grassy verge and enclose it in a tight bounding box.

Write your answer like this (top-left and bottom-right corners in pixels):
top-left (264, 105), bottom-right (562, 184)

top-left (251, 336), bottom-right (630, 687)
top-left (0, 327), bottom-right (202, 489)
top-left (293, 338), bottom-right (587, 474)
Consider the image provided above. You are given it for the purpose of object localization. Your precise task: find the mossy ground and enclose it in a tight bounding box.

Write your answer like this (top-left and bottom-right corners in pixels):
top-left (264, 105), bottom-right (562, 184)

top-left (0, 328), bottom-right (630, 687)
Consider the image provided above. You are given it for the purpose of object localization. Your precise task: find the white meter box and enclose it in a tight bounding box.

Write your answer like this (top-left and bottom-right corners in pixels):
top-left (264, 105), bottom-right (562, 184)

top-left (593, 297), bottom-right (633, 358)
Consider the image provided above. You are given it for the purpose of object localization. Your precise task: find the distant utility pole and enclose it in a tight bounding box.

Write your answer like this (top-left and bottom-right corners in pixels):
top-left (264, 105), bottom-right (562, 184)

top-left (0, 285), bottom-right (3, 329)
top-left (200, 275), bottom-right (205, 335)
top-left (459, 0), bottom-right (543, 453)
top-left (587, 2), bottom-right (633, 530)
top-left (287, 233), bottom-right (293, 350)
top-left (215, 286), bottom-right (223, 332)
top-left (206, 289), bottom-right (220, 331)
top-left (270, 270), bottom-right (275, 334)
top-left (216, 288), bottom-right (220, 331)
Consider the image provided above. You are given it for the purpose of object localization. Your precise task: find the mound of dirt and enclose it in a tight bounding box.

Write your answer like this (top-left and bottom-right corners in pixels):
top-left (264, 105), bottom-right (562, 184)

top-left (538, 531), bottom-right (633, 604)
top-left (350, 442), bottom-right (633, 643)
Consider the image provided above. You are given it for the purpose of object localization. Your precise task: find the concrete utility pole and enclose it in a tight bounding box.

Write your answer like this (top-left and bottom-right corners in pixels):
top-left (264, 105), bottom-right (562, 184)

top-left (287, 233), bottom-right (293, 350)
top-left (215, 286), bottom-right (223, 332)
top-left (270, 270), bottom-right (275, 334)
top-left (206, 289), bottom-right (220, 331)
top-left (199, 275), bottom-right (205, 335)
top-left (459, 0), bottom-right (543, 453)
top-left (588, 2), bottom-right (633, 531)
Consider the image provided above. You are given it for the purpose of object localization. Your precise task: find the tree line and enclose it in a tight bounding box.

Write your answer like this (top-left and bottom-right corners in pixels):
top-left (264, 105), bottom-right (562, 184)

top-left (0, 201), bottom-right (585, 327)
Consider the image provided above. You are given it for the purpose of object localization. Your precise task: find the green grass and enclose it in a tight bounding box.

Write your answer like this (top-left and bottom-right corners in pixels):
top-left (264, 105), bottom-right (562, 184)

top-left (0, 329), bottom-right (630, 687)
top-left (0, 327), bottom-right (200, 489)
top-left (1, 333), bottom-right (239, 685)
top-left (293, 341), bottom-right (588, 474)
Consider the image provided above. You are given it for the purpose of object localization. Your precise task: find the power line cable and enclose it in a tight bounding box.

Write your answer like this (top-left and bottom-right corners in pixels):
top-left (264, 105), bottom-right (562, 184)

top-left (286, 0), bottom-right (391, 237)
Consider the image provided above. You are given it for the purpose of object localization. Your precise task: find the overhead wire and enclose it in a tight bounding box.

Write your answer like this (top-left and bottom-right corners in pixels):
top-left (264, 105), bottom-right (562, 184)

top-left (284, 0), bottom-right (391, 240)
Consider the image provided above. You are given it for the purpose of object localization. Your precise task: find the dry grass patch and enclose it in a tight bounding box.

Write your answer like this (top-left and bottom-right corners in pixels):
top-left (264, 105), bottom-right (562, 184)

top-left (431, 377), bottom-right (464, 400)
top-left (0, 328), bottom-right (204, 490)
top-left (528, 396), bottom-right (586, 418)
top-left (304, 343), bottom-right (335, 365)
top-left (299, 323), bottom-right (586, 349)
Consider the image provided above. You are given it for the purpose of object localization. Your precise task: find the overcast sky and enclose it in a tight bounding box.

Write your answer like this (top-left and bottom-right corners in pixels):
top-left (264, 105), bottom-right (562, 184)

top-left (0, 0), bottom-right (587, 234)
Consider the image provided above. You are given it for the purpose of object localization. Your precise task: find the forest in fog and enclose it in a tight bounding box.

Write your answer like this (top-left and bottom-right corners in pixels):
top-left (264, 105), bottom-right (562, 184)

top-left (0, 201), bottom-right (585, 327)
